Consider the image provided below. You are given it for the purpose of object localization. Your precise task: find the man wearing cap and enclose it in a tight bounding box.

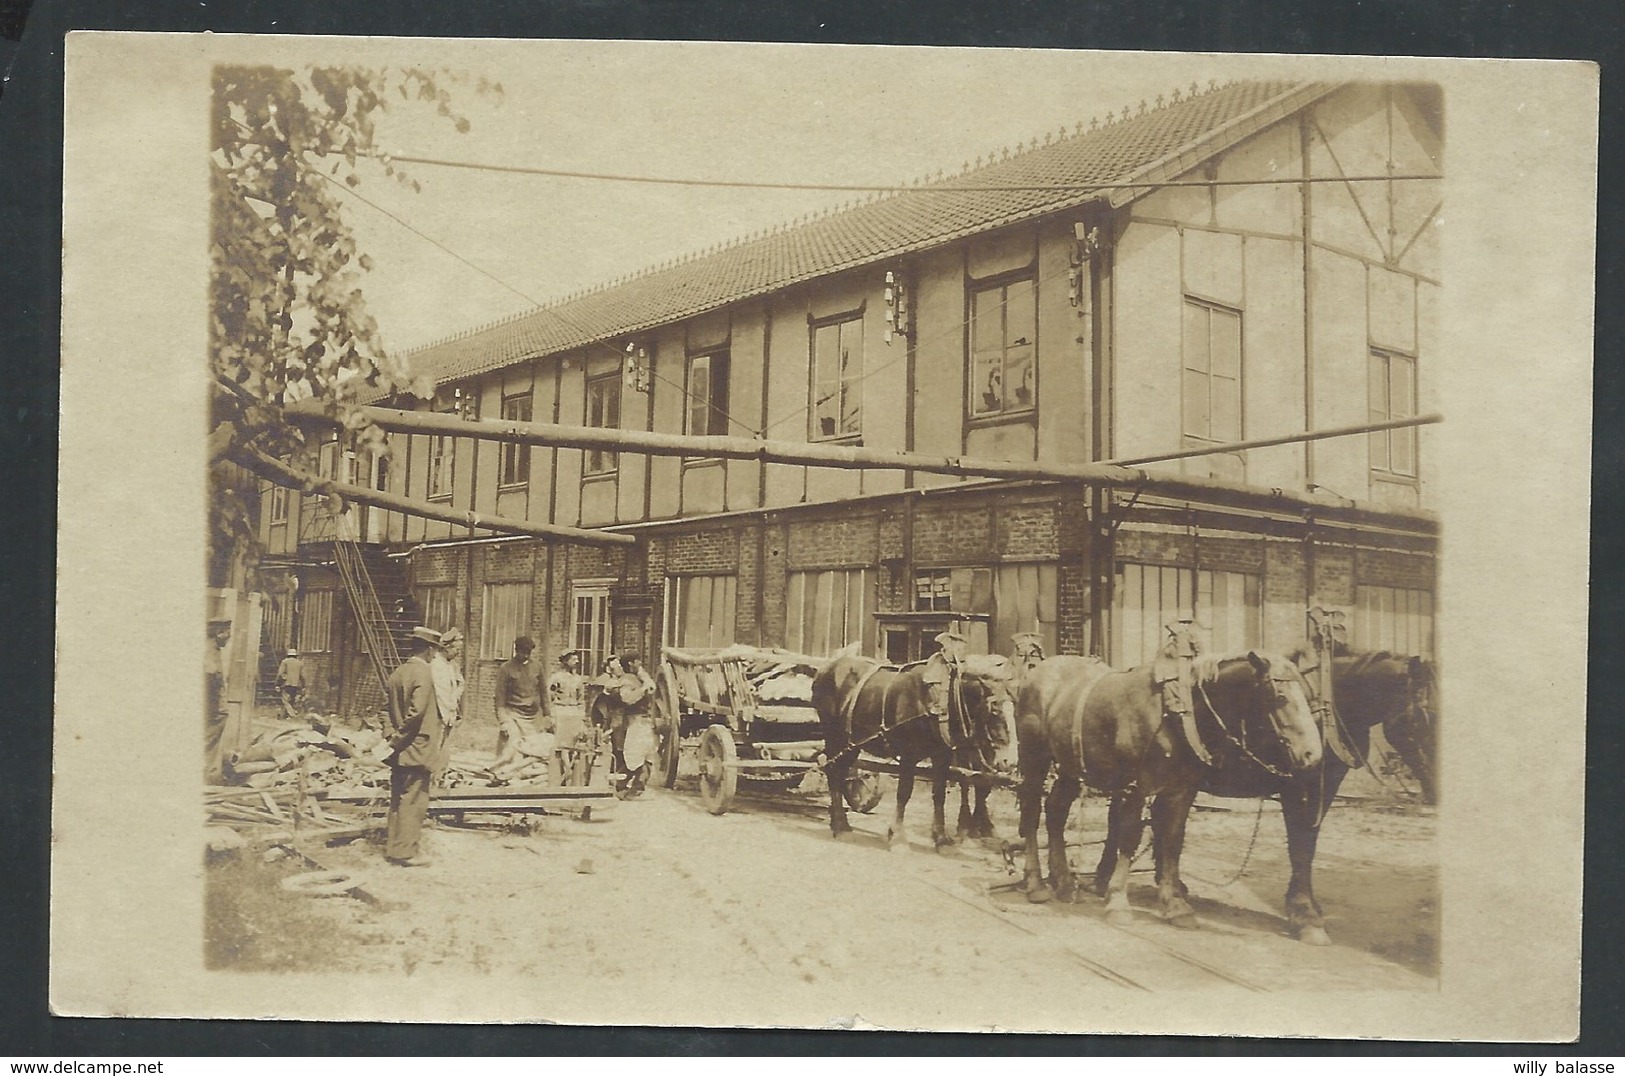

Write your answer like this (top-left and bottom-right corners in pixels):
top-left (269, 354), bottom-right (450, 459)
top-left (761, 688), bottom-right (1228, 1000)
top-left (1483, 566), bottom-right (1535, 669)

top-left (491, 636), bottom-right (543, 778)
top-left (275, 647), bottom-right (307, 719)
top-left (381, 627), bottom-right (444, 867)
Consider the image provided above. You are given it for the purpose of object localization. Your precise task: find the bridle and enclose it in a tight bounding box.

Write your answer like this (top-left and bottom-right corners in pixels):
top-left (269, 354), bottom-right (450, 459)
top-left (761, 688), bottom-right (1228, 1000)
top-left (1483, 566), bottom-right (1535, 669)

top-left (951, 671), bottom-right (1012, 773)
top-left (1193, 661), bottom-right (1312, 780)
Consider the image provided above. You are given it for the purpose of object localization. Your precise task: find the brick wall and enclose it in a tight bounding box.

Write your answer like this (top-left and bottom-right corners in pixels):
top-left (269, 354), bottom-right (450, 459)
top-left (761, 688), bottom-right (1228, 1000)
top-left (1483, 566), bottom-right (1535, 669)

top-left (1263, 541), bottom-right (1309, 648)
top-left (1115, 528), bottom-right (1194, 567)
top-left (1311, 546), bottom-right (1356, 606)
top-left (1200, 536), bottom-right (1266, 575)
top-left (760, 523), bottom-right (789, 649)
top-left (661, 528), bottom-right (740, 574)
top-left (736, 521), bottom-right (761, 644)
top-left (1356, 548), bottom-right (1437, 591)
top-left (1057, 557), bottom-right (1090, 655)
top-left (786, 515), bottom-right (878, 568)
top-left (412, 548), bottom-right (460, 586)
top-left (996, 503), bottom-right (1059, 557)
top-left (914, 504), bottom-right (992, 563)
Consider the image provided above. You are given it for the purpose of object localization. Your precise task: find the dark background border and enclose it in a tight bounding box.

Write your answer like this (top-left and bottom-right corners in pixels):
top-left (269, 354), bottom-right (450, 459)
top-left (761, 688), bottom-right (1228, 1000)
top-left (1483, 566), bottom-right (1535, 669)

top-left (2, 0), bottom-right (1617, 1056)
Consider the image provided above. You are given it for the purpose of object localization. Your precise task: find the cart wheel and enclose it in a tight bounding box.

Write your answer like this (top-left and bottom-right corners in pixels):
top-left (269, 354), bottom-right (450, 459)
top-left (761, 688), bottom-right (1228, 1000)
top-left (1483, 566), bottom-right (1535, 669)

top-left (844, 771), bottom-right (884, 815)
top-left (654, 669), bottom-right (681, 790)
top-left (697, 724), bottom-right (738, 815)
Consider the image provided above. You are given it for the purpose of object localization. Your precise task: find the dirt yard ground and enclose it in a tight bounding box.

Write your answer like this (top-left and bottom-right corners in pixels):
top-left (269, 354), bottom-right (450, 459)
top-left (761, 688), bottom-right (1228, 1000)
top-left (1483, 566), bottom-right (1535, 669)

top-left (207, 730), bottom-right (1436, 1027)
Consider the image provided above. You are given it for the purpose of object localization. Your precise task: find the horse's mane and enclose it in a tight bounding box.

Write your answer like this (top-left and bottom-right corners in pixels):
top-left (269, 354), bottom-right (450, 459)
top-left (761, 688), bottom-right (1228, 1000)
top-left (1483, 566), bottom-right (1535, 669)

top-left (1192, 651), bottom-right (1266, 684)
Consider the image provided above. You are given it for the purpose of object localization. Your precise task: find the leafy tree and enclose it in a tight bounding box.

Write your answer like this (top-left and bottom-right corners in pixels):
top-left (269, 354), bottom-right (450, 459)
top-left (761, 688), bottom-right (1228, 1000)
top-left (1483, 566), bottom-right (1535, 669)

top-left (207, 63), bottom-right (497, 584)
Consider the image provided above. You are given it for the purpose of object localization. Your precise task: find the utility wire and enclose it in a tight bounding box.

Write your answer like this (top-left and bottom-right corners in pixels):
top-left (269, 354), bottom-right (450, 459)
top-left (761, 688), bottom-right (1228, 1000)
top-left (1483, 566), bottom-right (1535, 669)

top-left (318, 167), bottom-right (762, 435)
top-left (379, 152), bottom-right (1440, 194)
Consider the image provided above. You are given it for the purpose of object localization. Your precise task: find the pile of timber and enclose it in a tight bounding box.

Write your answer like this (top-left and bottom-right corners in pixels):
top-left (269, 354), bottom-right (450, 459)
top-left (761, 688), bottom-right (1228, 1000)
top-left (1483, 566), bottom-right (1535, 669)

top-left (206, 721), bottom-right (619, 854)
top-left (204, 783), bottom-right (382, 854)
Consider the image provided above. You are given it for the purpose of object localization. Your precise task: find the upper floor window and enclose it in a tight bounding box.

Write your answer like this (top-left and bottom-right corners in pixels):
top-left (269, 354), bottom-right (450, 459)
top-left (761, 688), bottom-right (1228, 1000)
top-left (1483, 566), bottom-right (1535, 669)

top-left (1181, 299), bottom-right (1244, 481)
top-left (686, 351), bottom-right (731, 440)
top-left (1369, 349), bottom-right (1418, 478)
top-left (427, 430), bottom-right (454, 499)
top-left (585, 372), bottom-right (621, 476)
top-left (970, 276), bottom-right (1036, 418)
top-left (810, 316), bottom-right (864, 440)
top-left (268, 463), bottom-right (289, 524)
top-left (318, 436), bottom-right (340, 481)
top-left (499, 391), bottom-right (532, 486)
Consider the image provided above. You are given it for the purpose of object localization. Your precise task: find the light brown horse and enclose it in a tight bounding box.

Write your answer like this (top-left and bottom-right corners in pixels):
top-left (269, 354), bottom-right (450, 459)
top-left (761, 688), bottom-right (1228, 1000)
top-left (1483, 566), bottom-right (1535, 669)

top-left (813, 648), bottom-right (1015, 851)
top-left (1015, 651), bottom-right (1320, 926)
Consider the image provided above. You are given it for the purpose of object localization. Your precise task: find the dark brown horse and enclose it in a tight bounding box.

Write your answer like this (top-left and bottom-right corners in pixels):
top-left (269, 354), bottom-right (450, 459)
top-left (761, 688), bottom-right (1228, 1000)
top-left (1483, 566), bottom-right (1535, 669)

top-left (954, 634), bottom-right (1046, 839)
top-left (813, 648), bottom-right (1015, 850)
top-left (1095, 646), bottom-right (1437, 943)
top-left (1015, 651), bottom-right (1320, 926)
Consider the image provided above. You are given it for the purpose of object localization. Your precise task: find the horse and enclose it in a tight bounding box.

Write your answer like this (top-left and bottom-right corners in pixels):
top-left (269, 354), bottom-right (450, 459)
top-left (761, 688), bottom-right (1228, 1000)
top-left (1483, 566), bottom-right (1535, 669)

top-left (812, 646), bottom-right (1016, 851)
top-left (1094, 645), bottom-right (1437, 943)
top-left (1015, 651), bottom-right (1321, 927)
top-left (953, 633), bottom-right (1047, 840)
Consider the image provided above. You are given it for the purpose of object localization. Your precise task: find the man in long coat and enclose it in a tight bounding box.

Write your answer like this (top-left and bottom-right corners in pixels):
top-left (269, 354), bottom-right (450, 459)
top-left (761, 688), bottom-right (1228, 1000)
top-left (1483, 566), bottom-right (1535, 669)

top-left (383, 627), bottom-right (444, 866)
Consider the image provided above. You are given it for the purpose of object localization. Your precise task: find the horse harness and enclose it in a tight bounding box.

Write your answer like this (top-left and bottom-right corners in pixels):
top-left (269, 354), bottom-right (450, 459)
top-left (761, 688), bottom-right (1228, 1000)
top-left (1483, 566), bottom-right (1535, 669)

top-left (824, 658), bottom-right (971, 771)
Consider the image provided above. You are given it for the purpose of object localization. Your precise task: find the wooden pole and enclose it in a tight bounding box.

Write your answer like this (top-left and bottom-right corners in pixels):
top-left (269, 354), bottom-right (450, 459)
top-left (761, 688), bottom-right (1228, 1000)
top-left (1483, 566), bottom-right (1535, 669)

top-left (231, 447), bottom-right (635, 547)
top-left (316, 406), bottom-right (1440, 532)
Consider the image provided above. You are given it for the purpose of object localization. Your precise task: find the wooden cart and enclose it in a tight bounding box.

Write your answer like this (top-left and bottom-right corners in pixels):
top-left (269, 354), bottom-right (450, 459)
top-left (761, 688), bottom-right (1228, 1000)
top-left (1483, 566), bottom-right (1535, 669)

top-left (651, 645), bottom-right (885, 816)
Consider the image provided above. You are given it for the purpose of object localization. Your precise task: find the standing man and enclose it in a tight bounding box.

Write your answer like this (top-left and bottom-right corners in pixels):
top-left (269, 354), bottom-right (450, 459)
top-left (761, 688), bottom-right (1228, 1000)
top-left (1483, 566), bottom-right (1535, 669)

top-left (597, 651), bottom-right (657, 797)
top-left (381, 626), bottom-right (443, 867)
top-left (204, 618), bottom-right (233, 783)
top-left (275, 647), bottom-right (307, 719)
top-left (547, 649), bottom-right (589, 748)
top-left (491, 636), bottom-right (543, 777)
top-left (430, 626), bottom-right (466, 786)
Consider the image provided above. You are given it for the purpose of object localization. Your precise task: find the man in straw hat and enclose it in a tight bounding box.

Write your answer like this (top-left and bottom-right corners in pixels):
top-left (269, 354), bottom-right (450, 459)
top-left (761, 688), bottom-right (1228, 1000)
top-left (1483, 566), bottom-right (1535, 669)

top-left (379, 626), bottom-right (444, 867)
top-left (430, 626), bottom-right (466, 785)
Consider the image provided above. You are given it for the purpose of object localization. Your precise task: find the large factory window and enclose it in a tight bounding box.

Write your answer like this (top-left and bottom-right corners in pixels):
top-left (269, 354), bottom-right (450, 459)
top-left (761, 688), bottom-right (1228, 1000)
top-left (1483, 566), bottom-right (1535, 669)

top-left (664, 574), bottom-right (737, 649)
top-left (1354, 585), bottom-right (1433, 657)
top-left (480, 582), bottom-right (532, 661)
top-left (785, 568), bottom-right (871, 657)
top-left (1114, 563), bottom-right (1261, 667)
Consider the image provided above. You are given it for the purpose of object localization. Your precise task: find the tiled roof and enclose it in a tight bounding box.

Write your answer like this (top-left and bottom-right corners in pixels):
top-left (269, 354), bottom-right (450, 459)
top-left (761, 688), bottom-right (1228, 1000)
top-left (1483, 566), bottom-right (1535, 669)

top-left (398, 80), bottom-right (1334, 390)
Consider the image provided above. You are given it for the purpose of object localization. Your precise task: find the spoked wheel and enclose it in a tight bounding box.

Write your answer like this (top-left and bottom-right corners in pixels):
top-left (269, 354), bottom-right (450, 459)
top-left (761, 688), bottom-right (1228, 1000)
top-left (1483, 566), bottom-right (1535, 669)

top-left (844, 771), bottom-right (885, 815)
top-left (653, 669), bottom-right (682, 790)
top-left (697, 724), bottom-right (738, 815)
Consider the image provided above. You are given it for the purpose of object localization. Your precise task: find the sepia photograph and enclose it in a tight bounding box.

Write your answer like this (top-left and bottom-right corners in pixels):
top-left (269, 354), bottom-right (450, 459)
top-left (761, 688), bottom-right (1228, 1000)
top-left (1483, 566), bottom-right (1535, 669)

top-left (53, 35), bottom-right (1595, 1039)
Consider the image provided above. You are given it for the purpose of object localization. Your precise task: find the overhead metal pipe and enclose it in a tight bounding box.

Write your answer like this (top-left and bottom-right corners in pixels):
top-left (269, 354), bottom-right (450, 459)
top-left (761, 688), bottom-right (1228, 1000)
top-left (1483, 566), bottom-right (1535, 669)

top-left (315, 406), bottom-right (1440, 533)
top-left (232, 446), bottom-right (635, 546)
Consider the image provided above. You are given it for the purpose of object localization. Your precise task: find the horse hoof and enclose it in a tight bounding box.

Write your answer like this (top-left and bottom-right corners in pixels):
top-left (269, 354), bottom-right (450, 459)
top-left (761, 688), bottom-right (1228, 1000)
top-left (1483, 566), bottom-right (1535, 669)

top-left (1165, 913), bottom-right (1201, 931)
top-left (1026, 886), bottom-right (1054, 905)
top-left (830, 828), bottom-right (852, 841)
top-left (1296, 925), bottom-right (1332, 946)
top-left (1106, 909), bottom-right (1136, 927)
